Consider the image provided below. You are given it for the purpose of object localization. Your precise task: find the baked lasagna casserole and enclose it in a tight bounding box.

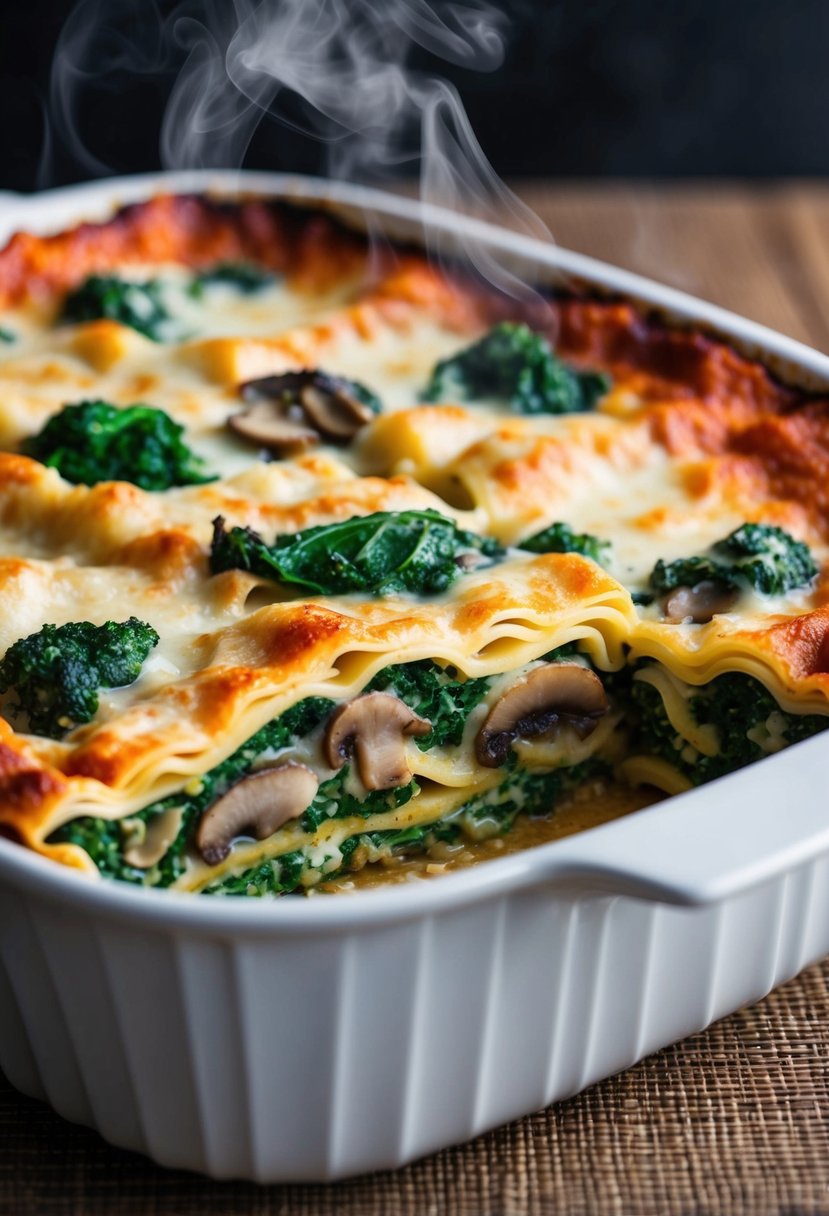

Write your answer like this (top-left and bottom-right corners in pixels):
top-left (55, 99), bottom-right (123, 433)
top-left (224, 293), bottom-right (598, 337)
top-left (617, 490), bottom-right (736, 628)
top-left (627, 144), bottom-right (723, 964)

top-left (0, 194), bottom-right (826, 896)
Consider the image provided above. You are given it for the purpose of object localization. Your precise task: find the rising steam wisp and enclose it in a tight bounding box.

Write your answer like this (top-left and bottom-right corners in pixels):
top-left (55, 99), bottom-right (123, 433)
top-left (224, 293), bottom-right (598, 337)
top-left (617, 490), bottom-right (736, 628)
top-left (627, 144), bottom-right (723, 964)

top-left (45, 0), bottom-right (553, 307)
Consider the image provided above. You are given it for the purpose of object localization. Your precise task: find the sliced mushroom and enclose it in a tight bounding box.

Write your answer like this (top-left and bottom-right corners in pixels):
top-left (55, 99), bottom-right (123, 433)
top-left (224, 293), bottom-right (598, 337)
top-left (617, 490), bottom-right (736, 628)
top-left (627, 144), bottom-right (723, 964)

top-left (239, 370), bottom-right (315, 402)
top-left (228, 399), bottom-right (319, 451)
top-left (122, 806), bottom-right (185, 870)
top-left (664, 581), bottom-right (738, 624)
top-left (300, 381), bottom-right (375, 438)
top-left (230, 370), bottom-right (375, 454)
top-left (323, 692), bottom-right (431, 790)
top-left (454, 549), bottom-right (487, 572)
top-left (196, 761), bottom-right (319, 867)
top-left (475, 662), bottom-right (609, 768)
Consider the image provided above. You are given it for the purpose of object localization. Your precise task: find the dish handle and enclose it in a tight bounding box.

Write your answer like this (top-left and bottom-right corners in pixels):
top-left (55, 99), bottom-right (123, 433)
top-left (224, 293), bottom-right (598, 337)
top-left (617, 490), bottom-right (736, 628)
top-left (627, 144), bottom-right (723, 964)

top-left (534, 734), bottom-right (829, 906)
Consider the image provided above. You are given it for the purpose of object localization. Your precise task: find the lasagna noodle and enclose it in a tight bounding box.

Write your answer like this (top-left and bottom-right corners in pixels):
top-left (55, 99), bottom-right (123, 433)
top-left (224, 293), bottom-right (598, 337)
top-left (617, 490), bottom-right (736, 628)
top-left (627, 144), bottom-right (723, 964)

top-left (175, 775), bottom-right (503, 894)
top-left (49, 683), bottom-right (625, 886)
top-left (360, 404), bottom-right (826, 593)
top-left (171, 679), bottom-right (624, 894)
top-left (615, 654), bottom-right (829, 797)
top-left (0, 451), bottom-right (488, 569)
top-left (629, 611), bottom-right (829, 714)
top-left (175, 781), bottom-right (499, 892)
top-left (0, 551), bottom-right (638, 855)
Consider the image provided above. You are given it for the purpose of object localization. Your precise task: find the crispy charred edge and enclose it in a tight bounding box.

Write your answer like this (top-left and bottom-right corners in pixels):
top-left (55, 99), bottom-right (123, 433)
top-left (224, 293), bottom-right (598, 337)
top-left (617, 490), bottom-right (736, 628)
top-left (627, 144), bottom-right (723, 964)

top-left (553, 297), bottom-right (801, 415)
top-left (0, 194), bottom-right (374, 306)
top-left (545, 296), bottom-right (829, 479)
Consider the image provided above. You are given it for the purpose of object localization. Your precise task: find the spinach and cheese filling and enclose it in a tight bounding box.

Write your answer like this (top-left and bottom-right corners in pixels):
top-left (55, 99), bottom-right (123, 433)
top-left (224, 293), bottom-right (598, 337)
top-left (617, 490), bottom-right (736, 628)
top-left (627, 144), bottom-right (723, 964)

top-left (48, 655), bottom-right (618, 895)
top-left (46, 642), bottom-right (829, 896)
top-left (619, 666), bottom-right (829, 794)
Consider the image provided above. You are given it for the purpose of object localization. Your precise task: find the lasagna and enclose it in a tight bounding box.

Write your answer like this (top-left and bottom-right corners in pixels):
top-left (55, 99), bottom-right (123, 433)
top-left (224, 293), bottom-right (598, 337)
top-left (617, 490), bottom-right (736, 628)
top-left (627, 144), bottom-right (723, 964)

top-left (0, 193), bottom-right (826, 896)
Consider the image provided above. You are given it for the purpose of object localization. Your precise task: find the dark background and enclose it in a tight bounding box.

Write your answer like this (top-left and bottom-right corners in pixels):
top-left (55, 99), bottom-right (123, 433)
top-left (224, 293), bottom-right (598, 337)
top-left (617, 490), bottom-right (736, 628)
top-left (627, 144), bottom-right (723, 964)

top-left (1, 0), bottom-right (828, 192)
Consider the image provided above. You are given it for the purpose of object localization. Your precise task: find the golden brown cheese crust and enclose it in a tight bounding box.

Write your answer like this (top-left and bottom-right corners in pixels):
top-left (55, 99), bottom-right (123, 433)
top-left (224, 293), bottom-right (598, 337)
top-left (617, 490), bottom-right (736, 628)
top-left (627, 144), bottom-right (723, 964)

top-left (1, 194), bottom-right (829, 858)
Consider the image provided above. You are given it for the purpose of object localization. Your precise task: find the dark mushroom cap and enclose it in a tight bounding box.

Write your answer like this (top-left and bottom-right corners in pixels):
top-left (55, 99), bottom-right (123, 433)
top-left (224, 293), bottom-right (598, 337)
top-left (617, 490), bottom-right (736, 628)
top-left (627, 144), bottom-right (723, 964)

top-left (196, 761), bottom-right (319, 867)
top-left (323, 692), bottom-right (431, 790)
top-left (299, 381), bottom-right (374, 438)
top-left (475, 662), bottom-right (609, 768)
top-left (228, 399), bottom-right (319, 451)
top-left (229, 370), bottom-right (375, 453)
top-left (664, 581), bottom-right (739, 624)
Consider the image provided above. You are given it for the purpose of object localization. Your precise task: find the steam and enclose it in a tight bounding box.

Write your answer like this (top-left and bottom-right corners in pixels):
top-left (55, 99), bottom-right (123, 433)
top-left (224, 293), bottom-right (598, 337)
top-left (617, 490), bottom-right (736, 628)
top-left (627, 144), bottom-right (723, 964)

top-left (42, 0), bottom-right (173, 181)
top-left (44, 0), bottom-right (552, 305)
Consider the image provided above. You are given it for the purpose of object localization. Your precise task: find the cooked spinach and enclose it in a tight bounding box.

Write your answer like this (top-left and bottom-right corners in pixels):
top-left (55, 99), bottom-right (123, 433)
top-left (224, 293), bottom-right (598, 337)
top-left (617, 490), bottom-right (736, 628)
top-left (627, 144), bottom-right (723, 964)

top-left (0, 617), bottom-right (159, 738)
top-left (191, 262), bottom-right (276, 295)
top-left (519, 521), bottom-right (611, 565)
top-left (651, 523), bottom-right (817, 599)
top-left (367, 660), bottom-right (491, 749)
top-left (62, 274), bottom-right (171, 341)
top-left (202, 851), bottom-right (308, 897)
top-left (49, 661), bottom-right (495, 883)
top-left (629, 669), bottom-right (829, 786)
top-left (421, 321), bottom-right (611, 414)
top-left (49, 652), bottom-right (606, 893)
top-left (299, 770), bottom-right (419, 834)
top-left (22, 399), bottom-right (216, 490)
top-left (209, 509), bottom-right (505, 598)
top-left (49, 696), bottom-right (335, 882)
top-left (203, 759), bottom-right (605, 896)
top-left (51, 656), bottom-right (487, 881)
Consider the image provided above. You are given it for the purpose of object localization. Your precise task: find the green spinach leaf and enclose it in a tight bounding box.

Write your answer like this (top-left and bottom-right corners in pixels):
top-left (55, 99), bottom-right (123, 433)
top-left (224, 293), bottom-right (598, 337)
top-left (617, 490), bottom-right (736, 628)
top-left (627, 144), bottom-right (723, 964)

top-left (23, 399), bottom-right (216, 490)
top-left (651, 523), bottom-right (817, 598)
top-left (62, 275), bottom-right (171, 341)
top-left (191, 262), bottom-right (276, 295)
top-left (519, 520), bottom-right (611, 565)
top-left (0, 617), bottom-right (159, 738)
top-left (210, 509), bottom-right (505, 598)
top-left (422, 321), bottom-right (611, 414)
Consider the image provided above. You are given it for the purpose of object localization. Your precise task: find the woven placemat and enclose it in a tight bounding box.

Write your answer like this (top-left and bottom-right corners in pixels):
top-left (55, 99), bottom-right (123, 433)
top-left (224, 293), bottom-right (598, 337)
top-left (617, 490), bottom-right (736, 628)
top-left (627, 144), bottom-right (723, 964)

top-left (3, 959), bottom-right (829, 1216)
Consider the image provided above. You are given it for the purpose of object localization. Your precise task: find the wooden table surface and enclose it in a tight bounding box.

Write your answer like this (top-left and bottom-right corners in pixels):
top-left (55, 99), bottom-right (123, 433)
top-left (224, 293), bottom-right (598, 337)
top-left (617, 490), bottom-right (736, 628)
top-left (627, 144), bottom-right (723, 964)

top-left (520, 180), bottom-right (829, 350)
top-left (3, 182), bottom-right (829, 1216)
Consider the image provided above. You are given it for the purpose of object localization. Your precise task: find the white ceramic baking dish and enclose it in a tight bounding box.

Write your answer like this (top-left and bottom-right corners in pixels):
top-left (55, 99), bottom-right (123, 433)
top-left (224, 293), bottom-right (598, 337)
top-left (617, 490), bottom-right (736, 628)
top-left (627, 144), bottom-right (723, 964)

top-left (2, 171), bottom-right (829, 1183)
